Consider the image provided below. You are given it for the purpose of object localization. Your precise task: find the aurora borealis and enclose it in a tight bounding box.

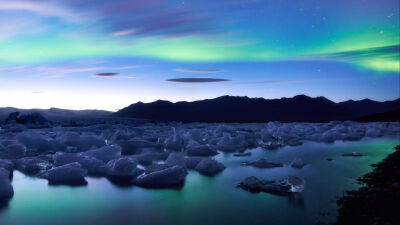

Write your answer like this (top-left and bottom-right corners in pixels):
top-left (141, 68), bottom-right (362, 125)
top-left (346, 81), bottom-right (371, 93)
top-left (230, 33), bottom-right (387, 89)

top-left (0, 0), bottom-right (398, 110)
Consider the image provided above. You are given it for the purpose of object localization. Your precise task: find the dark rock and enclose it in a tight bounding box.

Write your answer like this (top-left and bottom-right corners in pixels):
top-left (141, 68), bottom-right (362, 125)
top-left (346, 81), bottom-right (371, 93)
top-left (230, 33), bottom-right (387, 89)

top-left (336, 145), bottom-right (400, 225)
top-left (392, 181), bottom-right (400, 189)
top-left (41, 162), bottom-right (87, 186)
top-left (194, 158), bottom-right (226, 176)
top-left (242, 158), bottom-right (283, 168)
top-left (133, 165), bottom-right (187, 188)
top-left (327, 158), bottom-right (333, 161)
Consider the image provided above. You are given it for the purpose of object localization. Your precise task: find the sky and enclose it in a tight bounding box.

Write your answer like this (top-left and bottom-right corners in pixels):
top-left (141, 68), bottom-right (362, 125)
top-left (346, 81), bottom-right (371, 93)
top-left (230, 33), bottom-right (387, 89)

top-left (0, 0), bottom-right (399, 111)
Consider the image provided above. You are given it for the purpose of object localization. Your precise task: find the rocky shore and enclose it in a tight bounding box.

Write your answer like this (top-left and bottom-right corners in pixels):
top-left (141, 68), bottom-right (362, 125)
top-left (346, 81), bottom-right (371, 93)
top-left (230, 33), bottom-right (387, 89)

top-left (335, 145), bottom-right (400, 225)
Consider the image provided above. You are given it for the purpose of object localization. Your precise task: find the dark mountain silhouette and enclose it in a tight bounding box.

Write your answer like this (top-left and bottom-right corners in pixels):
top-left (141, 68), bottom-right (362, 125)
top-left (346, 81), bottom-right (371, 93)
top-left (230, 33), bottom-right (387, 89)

top-left (356, 108), bottom-right (400, 122)
top-left (338, 99), bottom-right (400, 117)
top-left (113, 95), bottom-right (400, 122)
top-left (0, 107), bottom-right (111, 120)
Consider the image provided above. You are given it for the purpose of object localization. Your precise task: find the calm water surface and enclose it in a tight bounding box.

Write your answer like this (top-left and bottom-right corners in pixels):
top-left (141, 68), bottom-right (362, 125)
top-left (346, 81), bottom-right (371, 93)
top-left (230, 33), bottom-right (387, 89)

top-left (0, 137), bottom-right (398, 225)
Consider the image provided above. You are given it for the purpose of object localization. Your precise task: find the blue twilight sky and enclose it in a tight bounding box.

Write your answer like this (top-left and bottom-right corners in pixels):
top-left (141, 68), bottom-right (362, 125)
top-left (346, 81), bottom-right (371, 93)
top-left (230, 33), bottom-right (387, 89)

top-left (0, 0), bottom-right (399, 111)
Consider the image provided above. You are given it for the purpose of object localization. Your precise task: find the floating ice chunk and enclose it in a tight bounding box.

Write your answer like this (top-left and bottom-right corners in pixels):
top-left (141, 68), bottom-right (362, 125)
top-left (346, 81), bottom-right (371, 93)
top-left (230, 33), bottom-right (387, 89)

top-left (214, 125), bottom-right (236, 136)
top-left (80, 145), bottom-right (121, 163)
top-left (164, 127), bottom-right (184, 151)
top-left (0, 168), bottom-right (13, 200)
top-left (366, 127), bottom-right (383, 137)
top-left (233, 152), bottom-right (251, 157)
top-left (42, 162), bottom-right (87, 186)
top-left (237, 176), bottom-right (291, 195)
top-left (242, 158), bottom-right (283, 168)
top-left (185, 129), bottom-right (208, 144)
top-left (287, 175), bottom-right (306, 192)
top-left (216, 133), bottom-right (247, 152)
top-left (165, 152), bottom-right (186, 168)
top-left (106, 157), bottom-right (142, 179)
top-left (184, 156), bottom-right (205, 169)
top-left (53, 152), bottom-right (82, 167)
top-left (117, 138), bottom-right (163, 155)
top-left (194, 158), bottom-right (226, 176)
top-left (133, 165), bottom-right (187, 188)
top-left (1, 143), bottom-right (26, 159)
top-left (59, 132), bottom-right (105, 151)
top-left (0, 159), bottom-right (14, 172)
top-left (145, 163), bottom-right (170, 174)
top-left (53, 152), bottom-right (107, 176)
top-left (17, 131), bottom-right (65, 153)
top-left (345, 126), bottom-right (366, 141)
top-left (342, 151), bottom-right (363, 157)
top-left (186, 141), bottom-right (218, 157)
top-left (15, 157), bottom-right (52, 175)
top-left (131, 152), bottom-right (169, 166)
top-left (4, 112), bottom-right (50, 129)
top-left (291, 158), bottom-right (306, 169)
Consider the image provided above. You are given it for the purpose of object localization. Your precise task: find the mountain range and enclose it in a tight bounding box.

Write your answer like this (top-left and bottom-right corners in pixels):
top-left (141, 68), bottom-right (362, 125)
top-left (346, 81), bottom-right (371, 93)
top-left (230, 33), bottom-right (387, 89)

top-left (0, 107), bottom-right (111, 120)
top-left (113, 95), bottom-right (400, 122)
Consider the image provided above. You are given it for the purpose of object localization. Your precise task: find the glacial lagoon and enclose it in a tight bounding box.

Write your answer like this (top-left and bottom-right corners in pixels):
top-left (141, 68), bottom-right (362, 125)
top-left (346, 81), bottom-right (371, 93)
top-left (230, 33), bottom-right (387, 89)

top-left (0, 136), bottom-right (398, 225)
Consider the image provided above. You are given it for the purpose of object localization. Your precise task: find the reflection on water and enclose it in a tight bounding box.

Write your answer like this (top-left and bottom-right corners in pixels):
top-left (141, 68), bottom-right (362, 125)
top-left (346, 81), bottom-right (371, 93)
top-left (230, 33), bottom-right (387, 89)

top-left (0, 137), bottom-right (398, 225)
top-left (288, 193), bottom-right (304, 208)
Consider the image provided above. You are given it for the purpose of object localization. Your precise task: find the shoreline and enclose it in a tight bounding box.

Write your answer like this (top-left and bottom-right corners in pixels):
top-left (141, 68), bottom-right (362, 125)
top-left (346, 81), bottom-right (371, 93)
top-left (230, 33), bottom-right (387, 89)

top-left (335, 145), bottom-right (400, 225)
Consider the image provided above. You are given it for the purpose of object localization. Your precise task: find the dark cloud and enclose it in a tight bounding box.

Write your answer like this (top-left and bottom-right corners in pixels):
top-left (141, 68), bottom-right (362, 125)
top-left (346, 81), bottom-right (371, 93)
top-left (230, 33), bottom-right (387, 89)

top-left (166, 78), bottom-right (230, 83)
top-left (175, 68), bottom-right (223, 73)
top-left (95, 72), bottom-right (119, 77)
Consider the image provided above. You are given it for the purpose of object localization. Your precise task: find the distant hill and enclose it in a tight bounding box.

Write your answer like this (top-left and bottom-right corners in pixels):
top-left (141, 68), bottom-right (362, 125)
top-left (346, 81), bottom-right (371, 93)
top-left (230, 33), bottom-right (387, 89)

top-left (0, 107), bottom-right (112, 120)
top-left (356, 108), bottom-right (400, 122)
top-left (113, 95), bottom-right (400, 122)
top-left (338, 99), bottom-right (400, 118)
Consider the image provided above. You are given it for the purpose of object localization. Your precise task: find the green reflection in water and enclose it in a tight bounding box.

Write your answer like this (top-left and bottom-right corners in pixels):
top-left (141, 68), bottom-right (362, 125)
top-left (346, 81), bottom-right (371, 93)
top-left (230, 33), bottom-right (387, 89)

top-left (0, 137), bottom-right (398, 225)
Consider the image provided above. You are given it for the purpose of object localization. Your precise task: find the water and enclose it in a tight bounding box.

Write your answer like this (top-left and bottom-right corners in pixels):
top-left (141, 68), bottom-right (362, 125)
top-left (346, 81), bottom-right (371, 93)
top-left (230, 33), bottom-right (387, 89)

top-left (0, 137), bottom-right (398, 225)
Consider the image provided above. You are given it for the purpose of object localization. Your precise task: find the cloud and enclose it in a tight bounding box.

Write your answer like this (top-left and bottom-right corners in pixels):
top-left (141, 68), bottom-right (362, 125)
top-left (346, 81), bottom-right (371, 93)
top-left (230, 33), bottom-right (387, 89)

top-left (93, 73), bottom-right (141, 79)
top-left (175, 68), bottom-right (223, 73)
top-left (94, 72), bottom-right (119, 77)
top-left (166, 78), bottom-right (230, 83)
top-left (38, 66), bottom-right (104, 78)
top-left (117, 65), bottom-right (144, 70)
top-left (111, 29), bottom-right (138, 37)
top-left (0, 1), bottom-right (83, 22)
top-left (56, 0), bottom-right (217, 38)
